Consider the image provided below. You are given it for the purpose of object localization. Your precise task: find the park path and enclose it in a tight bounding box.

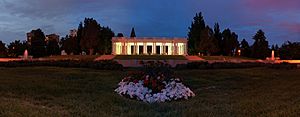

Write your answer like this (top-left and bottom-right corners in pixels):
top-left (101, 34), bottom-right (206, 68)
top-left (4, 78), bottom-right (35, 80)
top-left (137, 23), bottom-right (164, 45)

top-left (184, 56), bottom-right (205, 61)
top-left (94, 55), bottom-right (116, 61)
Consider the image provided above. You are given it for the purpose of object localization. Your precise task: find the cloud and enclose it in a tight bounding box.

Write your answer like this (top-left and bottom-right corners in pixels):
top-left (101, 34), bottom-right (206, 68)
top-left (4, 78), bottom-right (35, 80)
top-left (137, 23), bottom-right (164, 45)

top-left (0, 0), bottom-right (299, 45)
top-left (243, 0), bottom-right (300, 11)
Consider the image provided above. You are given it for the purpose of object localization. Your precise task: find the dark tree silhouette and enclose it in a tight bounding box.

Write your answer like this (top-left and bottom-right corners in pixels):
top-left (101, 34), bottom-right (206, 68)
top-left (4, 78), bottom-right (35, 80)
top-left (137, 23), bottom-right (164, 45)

top-left (7, 40), bottom-right (27, 57)
top-left (29, 29), bottom-right (46, 57)
top-left (251, 29), bottom-right (270, 59)
top-left (213, 23), bottom-right (222, 54)
top-left (130, 27), bottom-right (136, 38)
top-left (61, 35), bottom-right (78, 55)
top-left (222, 29), bottom-right (239, 56)
top-left (279, 41), bottom-right (300, 60)
top-left (0, 41), bottom-right (7, 57)
top-left (80, 18), bottom-right (101, 55)
top-left (187, 12), bottom-right (206, 55)
top-left (240, 39), bottom-right (251, 57)
top-left (76, 22), bottom-right (83, 54)
top-left (98, 26), bottom-right (115, 54)
top-left (46, 39), bottom-right (60, 56)
top-left (117, 33), bottom-right (124, 37)
top-left (198, 26), bottom-right (219, 55)
top-left (271, 44), bottom-right (280, 57)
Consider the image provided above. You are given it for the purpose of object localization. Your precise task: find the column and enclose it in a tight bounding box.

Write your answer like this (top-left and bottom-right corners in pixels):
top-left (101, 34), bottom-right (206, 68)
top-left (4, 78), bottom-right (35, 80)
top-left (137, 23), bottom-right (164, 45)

top-left (122, 42), bottom-right (125, 55)
top-left (174, 43), bottom-right (178, 55)
top-left (153, 42), bottom-right (156, 55)
top-left (135, 42), bottom-right (138, 55)
top-left (124, 43), bottom-right (127, 55)
top-left (143, 42), bottom-right (147, 54)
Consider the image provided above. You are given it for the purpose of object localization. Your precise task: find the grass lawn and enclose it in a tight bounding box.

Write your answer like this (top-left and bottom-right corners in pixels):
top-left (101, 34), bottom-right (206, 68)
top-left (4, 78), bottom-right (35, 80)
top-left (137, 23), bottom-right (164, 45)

top-left (0, 67), bottom-right (299, 116)
top-left (114, 55), bottom-right (187, 60)
top-left (201, 56), bottom-right (257, 60)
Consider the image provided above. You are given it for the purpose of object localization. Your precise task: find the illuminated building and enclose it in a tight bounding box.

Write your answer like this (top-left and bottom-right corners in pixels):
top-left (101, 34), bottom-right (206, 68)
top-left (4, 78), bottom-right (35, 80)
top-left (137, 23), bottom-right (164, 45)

top-left (112, 37), bottom-right (188, 55)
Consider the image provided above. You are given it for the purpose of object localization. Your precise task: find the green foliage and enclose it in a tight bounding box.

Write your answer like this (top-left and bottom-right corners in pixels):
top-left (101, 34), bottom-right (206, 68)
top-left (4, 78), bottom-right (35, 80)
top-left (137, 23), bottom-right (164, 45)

top-left (76, 22), bottom-right (83, 53)
top-left (0, 41), bottom-right (7, 57)
top-left (0, 60), bottom-right (123, 70)
top-left (29, 29), bottom-right (46, 58)
top-left (214, 23), bottom-right (222, 54)
top-left (124, 61), bottom-right (175, 93)
top-left (97, 27), bottom-right (115, 54)
top-left (199, 27), bottom-right (219, 55)
top-left (78, 18), bottom-right (115, 55)
top-left (80, 18), bottom-right (102, 55)
top-left (240, 39), bottom-right (251, 57)
top-left (117, 33), bottom-right (124, 37)
top-left (61, 35), bottom-right (79, 55)
top-left (130, 27), bottom-right (136, 37)
top-left (187, 12), bottom-right (206, 55)
top-left (7, 40), bottom-right (27, 57)
top-left (251, 29), bottom-right (270, 59)
top-left (222, 29), bottom-right (239, 56)
top-left (279, 41), bottom-right (300, 60)
top-left (46, 39), bottom-right (60, 56)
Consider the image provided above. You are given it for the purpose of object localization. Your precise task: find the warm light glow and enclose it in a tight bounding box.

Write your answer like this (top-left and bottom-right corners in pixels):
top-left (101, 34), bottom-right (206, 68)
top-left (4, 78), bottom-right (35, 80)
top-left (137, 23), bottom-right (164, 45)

top-left (112, 37), bottom-right (188, 55)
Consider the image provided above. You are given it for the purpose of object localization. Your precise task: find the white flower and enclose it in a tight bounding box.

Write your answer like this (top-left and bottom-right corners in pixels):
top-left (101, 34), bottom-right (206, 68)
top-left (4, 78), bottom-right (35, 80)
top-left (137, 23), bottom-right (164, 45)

top-left (115, 78), bottom-right (195, 103)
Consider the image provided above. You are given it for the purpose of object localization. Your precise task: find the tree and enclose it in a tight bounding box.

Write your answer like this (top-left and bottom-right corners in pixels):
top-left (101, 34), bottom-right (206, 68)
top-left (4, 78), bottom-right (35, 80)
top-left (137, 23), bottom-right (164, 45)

top-left (130, 27), bottom-right (136, 38)
top-left (222, 29), bottom-right (239, 56)
top-left (29, 29), bottom-right (46, 57)
top-left (0, 41), bottom-right (7, 57)
top-left (213, 23), bottom-right (222, 54)
top-left (46, 39), bottom-right (60, 56)
top-left (279, 41), bottom-right (300, 60)
top-left (97, 26), bottom-right (115, 54)
top-left (251, 29), bottom-right (270, 59)
top-left (198, 26), bottom-right (219, 55)
top-left (80, 18), bottom-right (102, 55)
top-left (271, 44), bottom-right (280, 57)
top-left (7, 40), bottom-right (27, 57)
top-left (187, 12), bottom-right (206, 55)
top-left (240, 39), bottom-right (251, 57)
top-left (61, 35), bottom-right (78, 55)
top-left (117, 33), bottom-right (124, 37)
top-left (76, 22), bottom-right (83, 54)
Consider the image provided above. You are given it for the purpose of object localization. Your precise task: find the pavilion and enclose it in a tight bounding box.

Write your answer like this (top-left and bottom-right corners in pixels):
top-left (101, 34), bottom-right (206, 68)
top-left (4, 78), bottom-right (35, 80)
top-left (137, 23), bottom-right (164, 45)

top-left (112, 37), bottom-right (188, 55)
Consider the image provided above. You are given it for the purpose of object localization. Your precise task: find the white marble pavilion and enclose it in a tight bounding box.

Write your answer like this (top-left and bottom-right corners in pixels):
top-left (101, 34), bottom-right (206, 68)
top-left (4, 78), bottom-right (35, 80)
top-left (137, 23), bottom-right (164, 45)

top-left (112, 37), bottom-right (188, 55)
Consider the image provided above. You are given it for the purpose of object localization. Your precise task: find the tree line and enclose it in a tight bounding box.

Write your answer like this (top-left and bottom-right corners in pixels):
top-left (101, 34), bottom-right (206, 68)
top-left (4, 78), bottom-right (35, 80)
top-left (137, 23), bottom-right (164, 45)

top-left (187, 12), bottom-right (300, 59)
top-left (0, 18), bottom-right (115, 58)
top-left (0, 14), bottom-right (299, 59)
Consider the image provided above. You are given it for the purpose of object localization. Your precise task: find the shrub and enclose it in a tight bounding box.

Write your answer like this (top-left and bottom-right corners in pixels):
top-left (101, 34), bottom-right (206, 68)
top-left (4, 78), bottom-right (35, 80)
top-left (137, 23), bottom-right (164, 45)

top-left (0, 60), bottom-right (123, 70)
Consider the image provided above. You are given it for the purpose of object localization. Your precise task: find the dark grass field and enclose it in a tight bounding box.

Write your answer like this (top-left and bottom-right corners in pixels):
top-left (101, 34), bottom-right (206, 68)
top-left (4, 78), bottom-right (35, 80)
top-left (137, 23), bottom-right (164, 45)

top-left (0, 67), bottom-right (299, 116)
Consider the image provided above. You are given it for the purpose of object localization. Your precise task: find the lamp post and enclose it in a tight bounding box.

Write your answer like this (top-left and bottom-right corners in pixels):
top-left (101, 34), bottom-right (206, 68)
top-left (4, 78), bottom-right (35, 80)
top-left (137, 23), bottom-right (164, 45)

top-left (238, 49), bottom-right (241, 56)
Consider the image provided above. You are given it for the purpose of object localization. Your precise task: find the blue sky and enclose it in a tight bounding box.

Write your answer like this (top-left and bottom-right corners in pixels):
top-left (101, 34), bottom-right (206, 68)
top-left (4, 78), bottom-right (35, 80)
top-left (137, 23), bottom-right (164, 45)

top-left (0, 0), bottom-right (299, 45)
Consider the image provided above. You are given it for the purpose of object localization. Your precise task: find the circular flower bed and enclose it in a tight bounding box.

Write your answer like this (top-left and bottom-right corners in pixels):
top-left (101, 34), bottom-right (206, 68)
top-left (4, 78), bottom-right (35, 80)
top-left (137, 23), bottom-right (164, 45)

top-left (115, 61), bottom-right (195, 103)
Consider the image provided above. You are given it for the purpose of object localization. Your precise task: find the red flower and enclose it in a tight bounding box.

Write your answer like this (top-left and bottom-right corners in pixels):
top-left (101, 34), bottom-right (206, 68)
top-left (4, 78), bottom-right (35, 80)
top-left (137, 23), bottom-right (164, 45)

top-left (133, 79), bottom-right (138, 83)
top-left (152, 80), bottom-right (157, 88)
top-left (144, 79), bottom-right (149, 86)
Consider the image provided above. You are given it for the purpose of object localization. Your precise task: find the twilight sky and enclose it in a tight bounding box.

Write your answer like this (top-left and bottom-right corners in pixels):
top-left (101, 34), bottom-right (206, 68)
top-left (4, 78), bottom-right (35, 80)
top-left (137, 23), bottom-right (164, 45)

top-left (0, 0), bottom-right (299, 45)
